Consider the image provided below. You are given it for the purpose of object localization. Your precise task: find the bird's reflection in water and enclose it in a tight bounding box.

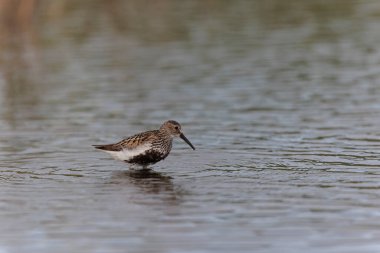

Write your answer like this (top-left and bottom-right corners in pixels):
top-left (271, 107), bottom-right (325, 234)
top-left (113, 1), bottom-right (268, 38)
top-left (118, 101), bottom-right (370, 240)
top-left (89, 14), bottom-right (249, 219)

top-left (110, 169), bottom-right (184, 203)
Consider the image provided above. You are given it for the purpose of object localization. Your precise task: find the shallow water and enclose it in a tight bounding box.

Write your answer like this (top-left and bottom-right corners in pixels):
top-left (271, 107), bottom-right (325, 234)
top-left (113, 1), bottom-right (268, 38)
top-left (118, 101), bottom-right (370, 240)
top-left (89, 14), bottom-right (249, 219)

top-left (1, 1), bottom-right (380, 252)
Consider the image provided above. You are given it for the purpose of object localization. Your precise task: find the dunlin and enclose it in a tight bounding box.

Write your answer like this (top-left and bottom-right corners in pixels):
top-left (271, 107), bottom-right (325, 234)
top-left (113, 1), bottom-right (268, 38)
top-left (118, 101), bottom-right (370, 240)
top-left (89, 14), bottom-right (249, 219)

top-left (93, 120), bottom-right (195, 167)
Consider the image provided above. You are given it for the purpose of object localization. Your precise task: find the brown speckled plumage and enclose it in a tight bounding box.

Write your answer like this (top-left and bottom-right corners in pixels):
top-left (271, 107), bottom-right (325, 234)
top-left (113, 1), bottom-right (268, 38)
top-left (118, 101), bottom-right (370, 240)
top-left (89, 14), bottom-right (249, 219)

top-left (93, 120), bottom-right (195, 167)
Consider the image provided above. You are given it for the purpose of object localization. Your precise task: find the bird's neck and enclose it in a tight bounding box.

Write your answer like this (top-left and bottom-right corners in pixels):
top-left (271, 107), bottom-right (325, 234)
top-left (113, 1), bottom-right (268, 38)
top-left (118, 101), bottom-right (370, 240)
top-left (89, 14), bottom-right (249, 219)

top-left (159, 129), bottom-right (174, 139)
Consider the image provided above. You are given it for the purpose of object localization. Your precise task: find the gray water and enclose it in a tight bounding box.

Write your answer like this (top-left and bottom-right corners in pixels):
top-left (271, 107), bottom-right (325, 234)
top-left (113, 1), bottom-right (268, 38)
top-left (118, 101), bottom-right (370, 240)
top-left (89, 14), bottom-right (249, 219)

top-left (1, 1), bottom-right (380, 252)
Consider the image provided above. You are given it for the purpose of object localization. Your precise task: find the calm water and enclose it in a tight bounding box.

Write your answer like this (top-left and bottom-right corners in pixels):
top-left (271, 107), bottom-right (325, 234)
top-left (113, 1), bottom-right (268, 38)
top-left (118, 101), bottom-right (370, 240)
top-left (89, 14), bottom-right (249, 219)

top-left (1, 1), bottom-right (380, 252)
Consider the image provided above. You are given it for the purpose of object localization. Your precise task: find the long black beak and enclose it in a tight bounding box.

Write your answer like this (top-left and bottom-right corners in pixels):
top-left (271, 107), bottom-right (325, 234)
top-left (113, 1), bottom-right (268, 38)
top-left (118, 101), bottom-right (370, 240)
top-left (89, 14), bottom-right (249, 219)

top-left (179, 133), bottom-right (195, 150)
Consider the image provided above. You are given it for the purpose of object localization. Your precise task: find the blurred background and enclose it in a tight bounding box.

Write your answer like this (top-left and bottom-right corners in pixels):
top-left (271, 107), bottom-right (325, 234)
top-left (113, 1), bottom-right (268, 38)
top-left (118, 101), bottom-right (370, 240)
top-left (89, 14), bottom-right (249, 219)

top-left (1, 1), bottom-right (380, 253)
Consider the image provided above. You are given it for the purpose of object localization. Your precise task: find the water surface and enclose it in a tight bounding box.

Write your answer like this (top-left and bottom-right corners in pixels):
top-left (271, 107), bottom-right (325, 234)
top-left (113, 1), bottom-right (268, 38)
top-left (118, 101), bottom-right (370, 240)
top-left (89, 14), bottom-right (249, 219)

top-left (1, 1), bottom-right (380, 252)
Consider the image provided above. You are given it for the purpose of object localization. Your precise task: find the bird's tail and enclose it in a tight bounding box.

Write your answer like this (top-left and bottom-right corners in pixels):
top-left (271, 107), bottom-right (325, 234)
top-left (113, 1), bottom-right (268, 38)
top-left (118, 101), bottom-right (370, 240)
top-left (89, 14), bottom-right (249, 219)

top-left (92, 144), bottom-right (118, 151)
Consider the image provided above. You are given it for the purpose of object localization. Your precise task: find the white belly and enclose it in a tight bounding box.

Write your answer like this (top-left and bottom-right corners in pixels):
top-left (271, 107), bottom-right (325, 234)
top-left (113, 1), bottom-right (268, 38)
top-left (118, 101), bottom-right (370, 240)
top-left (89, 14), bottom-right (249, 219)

top-left (103, 144), bottom-right (151, 161)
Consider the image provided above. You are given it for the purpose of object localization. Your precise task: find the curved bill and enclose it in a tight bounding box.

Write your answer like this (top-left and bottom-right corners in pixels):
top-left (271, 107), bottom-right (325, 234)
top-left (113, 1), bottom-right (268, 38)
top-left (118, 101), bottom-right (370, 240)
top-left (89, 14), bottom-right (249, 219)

top-left (179, 133), bottom-right (195, 150)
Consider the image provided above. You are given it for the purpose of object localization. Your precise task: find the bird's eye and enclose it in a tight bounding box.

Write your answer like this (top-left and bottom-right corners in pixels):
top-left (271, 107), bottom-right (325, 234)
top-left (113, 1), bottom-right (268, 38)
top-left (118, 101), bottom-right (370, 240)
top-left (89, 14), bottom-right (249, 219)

top-left (175, 126), bottom-right (179, 130)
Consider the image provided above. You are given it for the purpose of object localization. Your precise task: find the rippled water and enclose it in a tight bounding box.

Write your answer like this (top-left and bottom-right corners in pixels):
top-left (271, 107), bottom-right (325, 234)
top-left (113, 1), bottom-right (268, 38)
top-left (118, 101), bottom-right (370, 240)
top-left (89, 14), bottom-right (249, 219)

top-left (1, 1), bottom-right (380, 252)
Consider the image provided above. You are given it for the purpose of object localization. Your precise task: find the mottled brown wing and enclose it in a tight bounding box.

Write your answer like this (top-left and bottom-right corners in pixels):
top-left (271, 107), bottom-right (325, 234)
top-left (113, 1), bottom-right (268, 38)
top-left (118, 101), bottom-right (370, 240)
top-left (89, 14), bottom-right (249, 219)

top-left (93, 130), bottom-right (159, 151)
